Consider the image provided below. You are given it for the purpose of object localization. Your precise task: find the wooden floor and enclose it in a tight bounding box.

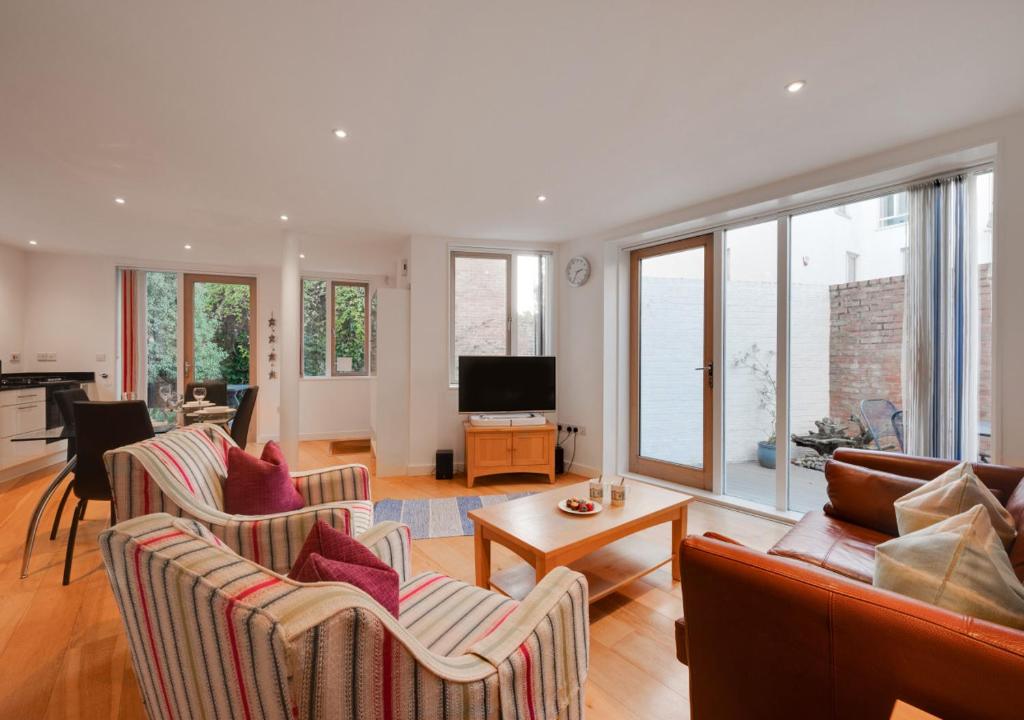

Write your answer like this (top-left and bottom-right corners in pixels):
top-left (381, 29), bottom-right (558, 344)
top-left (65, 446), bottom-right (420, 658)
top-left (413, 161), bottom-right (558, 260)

top-left (0, 440), bottom-right (790, 719)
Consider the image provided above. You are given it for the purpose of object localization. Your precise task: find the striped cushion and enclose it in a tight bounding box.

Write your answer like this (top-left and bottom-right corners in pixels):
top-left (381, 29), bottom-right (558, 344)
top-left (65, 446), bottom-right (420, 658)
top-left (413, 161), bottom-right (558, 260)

top-left (399, 572), bottom-right (519, 657)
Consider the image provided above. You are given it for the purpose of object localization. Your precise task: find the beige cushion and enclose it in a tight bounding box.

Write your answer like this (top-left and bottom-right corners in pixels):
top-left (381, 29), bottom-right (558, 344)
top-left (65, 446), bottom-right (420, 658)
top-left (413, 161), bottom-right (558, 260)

top-left (874, 505), bottom-right (1024, 629)
top-left (894, 461), bottom-right (1016, 547)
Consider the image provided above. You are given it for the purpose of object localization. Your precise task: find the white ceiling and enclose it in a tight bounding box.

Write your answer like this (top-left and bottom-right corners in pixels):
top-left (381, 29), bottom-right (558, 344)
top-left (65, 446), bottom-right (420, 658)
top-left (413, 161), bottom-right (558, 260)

top-left (1, 1), bottom-right (1023, 269)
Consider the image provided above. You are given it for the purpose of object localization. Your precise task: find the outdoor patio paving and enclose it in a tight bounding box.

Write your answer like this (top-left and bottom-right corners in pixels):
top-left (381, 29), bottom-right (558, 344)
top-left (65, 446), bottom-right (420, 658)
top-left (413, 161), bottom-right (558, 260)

top-left (725, 460), bottom-right (828, 513)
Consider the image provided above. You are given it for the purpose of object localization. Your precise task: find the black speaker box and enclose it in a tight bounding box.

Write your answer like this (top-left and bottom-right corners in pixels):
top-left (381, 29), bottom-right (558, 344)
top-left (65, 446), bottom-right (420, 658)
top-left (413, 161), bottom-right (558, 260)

top-left (435, 449), bottom-right (454, 479)
top-left (555, 445), bottom-right (565, 475)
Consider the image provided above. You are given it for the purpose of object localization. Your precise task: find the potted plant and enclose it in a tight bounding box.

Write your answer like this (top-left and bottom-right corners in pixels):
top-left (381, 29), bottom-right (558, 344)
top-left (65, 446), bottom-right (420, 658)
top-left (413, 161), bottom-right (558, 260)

top-left (733, 343), bottom-right (777, 469)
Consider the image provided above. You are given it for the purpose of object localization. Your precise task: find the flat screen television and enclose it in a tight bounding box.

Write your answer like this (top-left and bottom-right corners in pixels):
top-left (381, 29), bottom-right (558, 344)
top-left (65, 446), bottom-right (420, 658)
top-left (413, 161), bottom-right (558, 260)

top-left (458, 356), bottom-right (556, 413)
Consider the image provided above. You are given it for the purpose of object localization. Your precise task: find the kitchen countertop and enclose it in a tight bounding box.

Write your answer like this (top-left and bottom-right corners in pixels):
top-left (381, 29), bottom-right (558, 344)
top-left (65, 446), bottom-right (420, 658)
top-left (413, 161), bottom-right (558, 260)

top-left (0, 372), bottom-right (97, 391)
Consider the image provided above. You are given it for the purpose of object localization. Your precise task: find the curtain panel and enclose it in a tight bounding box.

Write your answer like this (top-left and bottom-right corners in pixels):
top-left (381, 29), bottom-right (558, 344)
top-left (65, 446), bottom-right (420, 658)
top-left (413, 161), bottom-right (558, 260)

top-left (120, 268), bottom-right (139, 398)
top-left (902, 175), bottom-right (979, 460)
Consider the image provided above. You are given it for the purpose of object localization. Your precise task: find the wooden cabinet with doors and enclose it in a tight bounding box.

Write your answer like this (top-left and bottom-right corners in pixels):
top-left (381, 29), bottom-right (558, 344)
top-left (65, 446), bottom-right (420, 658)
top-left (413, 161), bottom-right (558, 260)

top-left (464, 422), bottom-right (556, 488)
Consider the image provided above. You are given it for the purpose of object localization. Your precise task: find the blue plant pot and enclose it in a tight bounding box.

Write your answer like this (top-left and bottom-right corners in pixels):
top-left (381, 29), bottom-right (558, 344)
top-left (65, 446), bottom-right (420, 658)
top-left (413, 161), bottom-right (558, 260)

top-left (757, 441), bottom-right (776, 469)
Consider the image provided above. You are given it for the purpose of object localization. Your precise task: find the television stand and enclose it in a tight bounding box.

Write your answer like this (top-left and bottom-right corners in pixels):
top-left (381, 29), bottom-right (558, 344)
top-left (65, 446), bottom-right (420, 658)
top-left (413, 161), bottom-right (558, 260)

top-left (464, 421), bottom-right (556, 488)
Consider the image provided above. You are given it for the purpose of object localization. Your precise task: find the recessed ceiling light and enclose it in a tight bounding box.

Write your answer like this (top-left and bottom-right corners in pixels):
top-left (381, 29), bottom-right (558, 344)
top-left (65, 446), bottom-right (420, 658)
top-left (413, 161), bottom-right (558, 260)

top-left (299, 253), bottom-right (306, 259)
top-left (280, 214), bottom-right (289, 222)
top-left (184, 244), bottom-right (192, 250)
top-left (28, 240), bottom-right (38, 246)
top-left (537, 194), bottom-right (547, 203)
top-left (114, 197), bottom-right (126, 205)
top-left (786, 80), bottom-right (806, 93)
top-left (333, 128), bottom-right (348, 139)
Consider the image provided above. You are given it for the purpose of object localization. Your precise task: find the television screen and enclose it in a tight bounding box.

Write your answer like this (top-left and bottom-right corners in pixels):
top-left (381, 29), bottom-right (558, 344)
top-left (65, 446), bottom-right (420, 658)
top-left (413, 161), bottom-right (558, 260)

top-left (458, 356), bottom-right (556, 413)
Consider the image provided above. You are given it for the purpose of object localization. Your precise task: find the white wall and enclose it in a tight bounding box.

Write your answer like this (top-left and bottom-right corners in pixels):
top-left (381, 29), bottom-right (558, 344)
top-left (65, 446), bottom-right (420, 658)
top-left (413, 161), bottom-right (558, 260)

top-left (564, 111), bottom-right (1024, 472)
top-left (254, 268), bottom-right (388, 443)
top-left (407, 235), bottom-right (559, 474)
top-left (0, 243), bottom-right (27, 373)
top-left (21, 253), bottom-right (118, 398)
top-left (556, 238), bottom-right (604, 476)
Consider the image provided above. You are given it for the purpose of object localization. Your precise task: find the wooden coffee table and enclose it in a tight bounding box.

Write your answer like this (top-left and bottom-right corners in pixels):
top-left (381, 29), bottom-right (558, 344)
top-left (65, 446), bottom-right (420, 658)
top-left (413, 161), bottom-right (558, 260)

top-left (469, 479), bottom-right (693, 603)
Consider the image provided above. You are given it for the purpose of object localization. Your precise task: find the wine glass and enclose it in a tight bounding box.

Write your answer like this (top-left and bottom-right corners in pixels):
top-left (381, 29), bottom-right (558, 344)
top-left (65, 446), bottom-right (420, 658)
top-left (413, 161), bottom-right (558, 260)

top-left (193, 386), bottom-right (207, 404)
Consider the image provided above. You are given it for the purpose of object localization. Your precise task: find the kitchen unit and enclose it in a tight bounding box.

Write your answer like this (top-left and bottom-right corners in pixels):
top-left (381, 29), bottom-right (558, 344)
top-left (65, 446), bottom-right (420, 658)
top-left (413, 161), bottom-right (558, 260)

top-left (0, 372), bottom-right (94, 478)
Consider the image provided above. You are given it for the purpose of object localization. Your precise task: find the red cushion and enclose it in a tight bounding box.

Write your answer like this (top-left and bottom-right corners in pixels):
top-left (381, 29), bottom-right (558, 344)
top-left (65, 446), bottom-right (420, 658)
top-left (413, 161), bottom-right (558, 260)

top-left (293, 553), bottom-right (400, 617)
top-left (223, 441), bottom-right (305, 516)
top-left (289, 521), bottom-right (399, 616)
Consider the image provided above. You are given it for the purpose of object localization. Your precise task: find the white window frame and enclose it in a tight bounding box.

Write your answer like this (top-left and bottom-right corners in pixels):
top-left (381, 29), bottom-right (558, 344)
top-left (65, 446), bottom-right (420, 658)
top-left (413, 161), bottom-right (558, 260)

top-left (301, 277), bottom-right (371, 378)
top-left (879, 192), bottom-right (909, 227)
top-left (448, 249), bottom-right (553, 385)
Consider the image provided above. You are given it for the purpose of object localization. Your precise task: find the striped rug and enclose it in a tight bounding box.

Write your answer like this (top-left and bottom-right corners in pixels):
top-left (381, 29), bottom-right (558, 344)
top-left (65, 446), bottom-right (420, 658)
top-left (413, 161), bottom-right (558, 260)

top-left (373, 493), bottom-right (534, 539)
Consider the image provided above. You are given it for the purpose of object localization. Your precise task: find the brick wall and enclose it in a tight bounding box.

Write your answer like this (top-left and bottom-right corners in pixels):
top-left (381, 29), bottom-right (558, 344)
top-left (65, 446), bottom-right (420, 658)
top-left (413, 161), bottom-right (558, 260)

top-left (828, 264), bottom-right (992, 452)
top-left (453, 257), bottom-right (508, 356)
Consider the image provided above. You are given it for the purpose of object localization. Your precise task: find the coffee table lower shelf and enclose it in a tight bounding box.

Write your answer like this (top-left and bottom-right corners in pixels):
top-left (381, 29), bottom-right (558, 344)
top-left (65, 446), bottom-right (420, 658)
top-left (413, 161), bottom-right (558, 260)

top-left (488, 531), bottom-right (672, 604)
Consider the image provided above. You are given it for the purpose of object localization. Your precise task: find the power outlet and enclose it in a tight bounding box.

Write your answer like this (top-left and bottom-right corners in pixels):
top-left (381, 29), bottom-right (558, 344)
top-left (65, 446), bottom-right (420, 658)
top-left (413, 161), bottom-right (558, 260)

top-left (9, 352), bottom-right (20, 363)
top-left (36, 352), bottom-right (57, 362)
top-left (561, 424), bottom-right (586, 436)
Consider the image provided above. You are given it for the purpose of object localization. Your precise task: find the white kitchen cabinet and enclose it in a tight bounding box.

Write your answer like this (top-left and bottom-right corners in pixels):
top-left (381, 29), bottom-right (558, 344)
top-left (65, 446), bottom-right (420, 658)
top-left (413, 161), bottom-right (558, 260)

top-left (0, 389), bottom-right (47, 470)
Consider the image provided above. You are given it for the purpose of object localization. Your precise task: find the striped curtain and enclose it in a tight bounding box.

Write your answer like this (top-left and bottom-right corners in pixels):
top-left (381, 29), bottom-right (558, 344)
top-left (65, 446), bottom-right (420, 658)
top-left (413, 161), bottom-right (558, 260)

top-left (120, 268), bottom-right (139, 398)
top-left (901, 174), bottom-right (979, 460)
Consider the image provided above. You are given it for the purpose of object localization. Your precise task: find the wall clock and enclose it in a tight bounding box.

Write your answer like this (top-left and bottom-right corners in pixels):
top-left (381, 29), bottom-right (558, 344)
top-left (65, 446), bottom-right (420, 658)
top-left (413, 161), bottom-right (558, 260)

top-left (566, 255), bottom-right (591, 287)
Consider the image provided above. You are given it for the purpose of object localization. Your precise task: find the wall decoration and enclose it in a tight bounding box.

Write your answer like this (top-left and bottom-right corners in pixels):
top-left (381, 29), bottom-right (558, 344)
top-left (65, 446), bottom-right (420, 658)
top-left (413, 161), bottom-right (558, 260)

top-left (267, 313), bottom-right (278, 379)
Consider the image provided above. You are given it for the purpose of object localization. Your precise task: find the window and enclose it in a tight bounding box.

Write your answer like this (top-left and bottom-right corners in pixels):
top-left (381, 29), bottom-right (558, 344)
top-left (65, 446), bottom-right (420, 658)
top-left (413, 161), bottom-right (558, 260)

top-left (845, 252), bottom-right (859, 283)
top-left (449, 250), bottom-right (551, 384)
top-left (301, 278), bottom-right (369, 377)
top-left (879, 192), bottom-right (908, 227)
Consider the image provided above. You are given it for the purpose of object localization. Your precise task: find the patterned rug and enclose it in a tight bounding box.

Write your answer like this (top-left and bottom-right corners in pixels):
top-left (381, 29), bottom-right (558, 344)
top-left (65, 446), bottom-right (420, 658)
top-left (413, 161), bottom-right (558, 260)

top-left (373, 493), bottom-right (534, 539)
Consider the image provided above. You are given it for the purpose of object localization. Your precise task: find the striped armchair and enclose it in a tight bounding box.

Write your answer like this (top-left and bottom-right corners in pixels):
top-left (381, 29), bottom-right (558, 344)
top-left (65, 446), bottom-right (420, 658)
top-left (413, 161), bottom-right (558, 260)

top-left (101, 514), bottom-right (590, 720)
top-left (103, 423), bottom-right (385, 576)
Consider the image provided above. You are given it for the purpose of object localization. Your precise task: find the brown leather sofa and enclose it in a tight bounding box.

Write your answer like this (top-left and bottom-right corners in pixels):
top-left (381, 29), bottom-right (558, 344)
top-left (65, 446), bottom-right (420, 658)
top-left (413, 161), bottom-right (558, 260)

top-left (676, 449), bottom-right (1024, 720)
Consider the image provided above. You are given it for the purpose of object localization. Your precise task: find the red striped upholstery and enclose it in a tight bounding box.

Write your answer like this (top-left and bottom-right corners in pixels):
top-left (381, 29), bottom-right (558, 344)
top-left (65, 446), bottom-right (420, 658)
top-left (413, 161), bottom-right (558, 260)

top-left (101, 514), bottom-right (590, 720)
top-left (399, 572), bottom-right (520, 657)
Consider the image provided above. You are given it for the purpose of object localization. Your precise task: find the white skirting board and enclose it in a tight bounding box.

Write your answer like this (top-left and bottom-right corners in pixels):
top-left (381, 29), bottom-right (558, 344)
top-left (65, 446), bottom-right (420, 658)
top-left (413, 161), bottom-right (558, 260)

top-left (257, 430), bottom-right (371, 443)
top-left (0, 451), bottom-right (66, 484)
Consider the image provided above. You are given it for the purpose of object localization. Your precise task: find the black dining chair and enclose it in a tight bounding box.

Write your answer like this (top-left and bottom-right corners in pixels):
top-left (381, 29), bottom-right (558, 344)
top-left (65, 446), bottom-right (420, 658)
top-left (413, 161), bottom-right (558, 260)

top-left (184, 380), bottom-right (228, 406)
top-left (63, 400), bottom-right (154, 585)
top-left (49, 388), bottom-right (90, 540)
top-left (229, 385), bottom-right (259, 450)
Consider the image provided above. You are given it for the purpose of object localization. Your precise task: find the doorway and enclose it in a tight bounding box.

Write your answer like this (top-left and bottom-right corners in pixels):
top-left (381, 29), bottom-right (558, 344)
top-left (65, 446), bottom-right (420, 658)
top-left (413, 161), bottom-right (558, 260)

top-left (182, 273), bottom-right (257, 412)
top-left (629, 234), bottom-right (713, 489)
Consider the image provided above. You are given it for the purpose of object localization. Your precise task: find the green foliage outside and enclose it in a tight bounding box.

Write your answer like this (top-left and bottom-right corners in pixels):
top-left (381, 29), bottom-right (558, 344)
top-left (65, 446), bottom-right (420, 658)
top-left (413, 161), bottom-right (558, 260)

top-left (334, 284), bottom-right (366, 373)
top-left (193, 282), bottom-right (251, 384)
top-left (303, 279), bottom-right (327, 375)
top-left (146, 272), bottom-right (178, 401)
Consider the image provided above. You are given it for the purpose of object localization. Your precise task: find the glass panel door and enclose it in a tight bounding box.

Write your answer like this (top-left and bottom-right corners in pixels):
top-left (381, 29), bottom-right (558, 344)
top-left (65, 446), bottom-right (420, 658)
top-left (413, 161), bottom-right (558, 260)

top-left (723, 221), bottom-right (779, 505)
top-left (183, 274), bottom-right (257, 412)
top-left (629, 234), bottom-right (713, 489)
top-left (143, 271), bottom-right (179, 409)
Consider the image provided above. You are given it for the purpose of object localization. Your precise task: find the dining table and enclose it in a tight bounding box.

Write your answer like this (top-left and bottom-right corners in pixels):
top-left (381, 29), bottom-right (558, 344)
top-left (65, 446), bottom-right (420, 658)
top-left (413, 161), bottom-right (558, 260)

top-left (15, 404), bottom-right (235, 579)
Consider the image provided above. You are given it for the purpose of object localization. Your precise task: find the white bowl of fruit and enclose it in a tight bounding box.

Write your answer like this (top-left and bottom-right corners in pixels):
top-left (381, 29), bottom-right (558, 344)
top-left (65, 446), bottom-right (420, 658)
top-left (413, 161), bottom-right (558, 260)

top-left (558, 496), bottom-right (603, 515)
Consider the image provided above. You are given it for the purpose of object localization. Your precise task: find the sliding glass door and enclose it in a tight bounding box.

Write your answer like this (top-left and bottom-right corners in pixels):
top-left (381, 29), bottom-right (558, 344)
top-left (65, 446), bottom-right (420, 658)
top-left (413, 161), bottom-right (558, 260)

top-left (722, 221), bottom-right (779, 506)
top-left (629, 234), bottom-right (713, 489)
top-left (629, 169), bottom-right (994, 513)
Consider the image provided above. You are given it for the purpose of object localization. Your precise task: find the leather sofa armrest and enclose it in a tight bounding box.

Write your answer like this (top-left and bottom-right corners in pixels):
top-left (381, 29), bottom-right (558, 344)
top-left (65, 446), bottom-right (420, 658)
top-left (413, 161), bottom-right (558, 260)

top-left (824, 460), bottom-right (924, 536)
